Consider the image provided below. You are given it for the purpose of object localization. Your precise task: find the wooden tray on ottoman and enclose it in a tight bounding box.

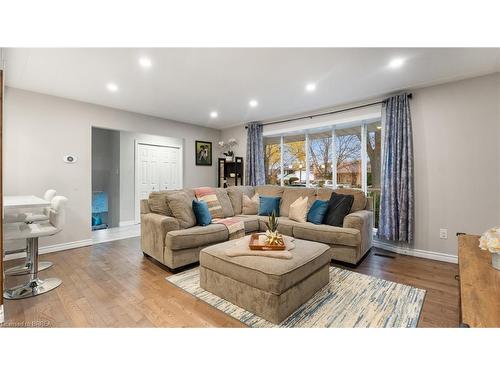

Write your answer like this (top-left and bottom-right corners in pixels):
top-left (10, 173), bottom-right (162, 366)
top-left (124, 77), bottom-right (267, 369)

top-left (248, 233), bottom-right (286, 251)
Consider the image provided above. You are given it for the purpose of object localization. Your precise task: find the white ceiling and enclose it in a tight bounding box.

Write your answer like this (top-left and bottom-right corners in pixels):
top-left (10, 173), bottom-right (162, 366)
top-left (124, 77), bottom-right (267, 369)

top-left (5, 48), bottom-right (500, 129)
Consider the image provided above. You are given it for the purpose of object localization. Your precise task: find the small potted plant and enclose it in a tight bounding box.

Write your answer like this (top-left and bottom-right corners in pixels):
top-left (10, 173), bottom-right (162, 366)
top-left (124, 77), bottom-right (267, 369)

top-left (479, 227), bottom-right (500, 270)
top-left (265, 211), bottom-right (284, 246)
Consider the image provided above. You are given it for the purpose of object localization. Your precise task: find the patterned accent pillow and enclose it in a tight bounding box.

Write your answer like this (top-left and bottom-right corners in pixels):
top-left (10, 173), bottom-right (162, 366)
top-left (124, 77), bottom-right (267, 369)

top-left (194, 187), bottom-right (223, 219)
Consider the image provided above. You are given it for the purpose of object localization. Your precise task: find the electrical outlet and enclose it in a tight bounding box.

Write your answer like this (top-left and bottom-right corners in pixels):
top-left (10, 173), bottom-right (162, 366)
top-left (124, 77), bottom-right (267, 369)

top-left (439, 229), bottom-right (448, 239)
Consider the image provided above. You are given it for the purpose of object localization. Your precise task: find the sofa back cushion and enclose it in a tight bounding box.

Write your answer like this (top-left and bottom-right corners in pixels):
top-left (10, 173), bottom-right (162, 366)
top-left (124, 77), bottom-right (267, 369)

top-left (317, 187), bottom-right (366, 213)
top-left (280, 187), bottom-right (316, 217)
top-left (215, 188), bottom-right (235, 218)
top-left (255, 185), bottom-right (284, 198)
top-left (226, 186), bottom-right (255, 215)
top-left (165, 191), bottom-right (197, 229)
top-left (149, 190), bottom-right (175, 216)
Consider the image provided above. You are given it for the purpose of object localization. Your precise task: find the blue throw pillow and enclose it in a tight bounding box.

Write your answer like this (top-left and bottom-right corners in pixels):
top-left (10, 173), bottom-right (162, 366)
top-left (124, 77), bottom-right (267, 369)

top-left (258, 196), bottom-right (281, 216)
top-left (192, 200), bottom-right (212, 226)
top-left (307, 200), bottom-right (329, 225)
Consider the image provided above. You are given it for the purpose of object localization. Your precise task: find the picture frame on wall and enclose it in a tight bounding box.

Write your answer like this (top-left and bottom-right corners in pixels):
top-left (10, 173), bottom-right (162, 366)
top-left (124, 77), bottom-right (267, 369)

top-left (195, 140), bottom-right (212, 166)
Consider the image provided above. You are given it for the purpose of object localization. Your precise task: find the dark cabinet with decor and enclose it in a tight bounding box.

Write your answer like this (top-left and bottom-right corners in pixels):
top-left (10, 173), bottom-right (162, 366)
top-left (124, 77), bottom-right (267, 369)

top-left (218, 157), bottom-right (243, 187)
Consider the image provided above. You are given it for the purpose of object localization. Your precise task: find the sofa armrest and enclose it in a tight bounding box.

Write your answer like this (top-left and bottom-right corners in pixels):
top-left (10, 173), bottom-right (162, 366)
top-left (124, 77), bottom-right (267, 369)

top-left (141, 213), bottom-right (180, 261)
top-left (343, 210), bottom-right (374, 253)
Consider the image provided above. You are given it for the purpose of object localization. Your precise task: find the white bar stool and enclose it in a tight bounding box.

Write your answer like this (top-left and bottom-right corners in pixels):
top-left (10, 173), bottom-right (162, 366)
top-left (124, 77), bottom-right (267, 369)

top-left (4, 189), bottom-right (57, 276)
top-left (3, 196), bottom-right (68, 300)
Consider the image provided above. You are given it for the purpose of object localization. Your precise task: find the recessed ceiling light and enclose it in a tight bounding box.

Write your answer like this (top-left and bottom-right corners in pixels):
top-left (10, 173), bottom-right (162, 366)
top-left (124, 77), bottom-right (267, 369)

top-left (388, 57), bottom-right (405, 69)
top-left (377, 126), bottom-right (382, 130)
top-left (305, 83), bottom-right (316, 92)
top-left (249, 100), bottom-right (258, 107)
top-left (139, 57), bottom-right (152, 68)
top-left (106, 82), bottom-right (118, 92)
top-left (210, 111), bottom-right (218, 119)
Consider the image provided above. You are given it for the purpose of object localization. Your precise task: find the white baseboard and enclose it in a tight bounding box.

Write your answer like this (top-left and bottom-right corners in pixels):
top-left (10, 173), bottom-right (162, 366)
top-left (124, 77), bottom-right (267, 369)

top-left (372, 238), bottom-right (458, 264)
top-left (4, 238), bottom-right (93, 261)
top-left (119, 220), bottom-right (137, 227)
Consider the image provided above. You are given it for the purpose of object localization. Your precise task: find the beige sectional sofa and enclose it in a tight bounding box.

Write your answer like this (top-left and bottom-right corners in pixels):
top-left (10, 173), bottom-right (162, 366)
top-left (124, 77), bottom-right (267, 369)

top-left (140, 185), bottom-right (374, 270)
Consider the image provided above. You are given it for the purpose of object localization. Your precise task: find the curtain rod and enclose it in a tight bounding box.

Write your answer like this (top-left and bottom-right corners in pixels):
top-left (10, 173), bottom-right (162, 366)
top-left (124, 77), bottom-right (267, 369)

top-left (245, 93), bottom-right (412, 128)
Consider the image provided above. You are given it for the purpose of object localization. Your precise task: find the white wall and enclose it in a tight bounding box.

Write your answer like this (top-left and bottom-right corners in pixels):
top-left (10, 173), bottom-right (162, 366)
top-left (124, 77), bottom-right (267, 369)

top-left (408, 73), bottom-right (500, 255)
top-left (222, 73), bottom-right (500, 257)
top-left (4, 88), bottom-right (221, 248)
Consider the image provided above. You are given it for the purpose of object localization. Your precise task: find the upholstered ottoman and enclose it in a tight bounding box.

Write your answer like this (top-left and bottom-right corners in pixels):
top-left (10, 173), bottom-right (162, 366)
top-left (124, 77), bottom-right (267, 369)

top-left (199, 237), bottom-right (331, 324)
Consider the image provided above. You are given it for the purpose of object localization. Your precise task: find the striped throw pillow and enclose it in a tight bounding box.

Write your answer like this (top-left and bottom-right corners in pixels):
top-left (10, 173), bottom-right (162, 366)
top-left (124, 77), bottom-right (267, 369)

top-left (193, 187), bottom-right (223, 219)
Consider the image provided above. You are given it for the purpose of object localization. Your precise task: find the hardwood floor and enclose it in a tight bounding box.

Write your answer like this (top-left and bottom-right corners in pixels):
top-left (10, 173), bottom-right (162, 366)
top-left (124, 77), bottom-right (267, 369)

top-left (0, 238), bottom-right (459, 328)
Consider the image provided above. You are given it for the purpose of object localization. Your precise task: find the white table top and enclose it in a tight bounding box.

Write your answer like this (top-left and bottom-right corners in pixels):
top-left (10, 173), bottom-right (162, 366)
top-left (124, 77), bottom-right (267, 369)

top-left (3, 195), bottom-right (51, 209)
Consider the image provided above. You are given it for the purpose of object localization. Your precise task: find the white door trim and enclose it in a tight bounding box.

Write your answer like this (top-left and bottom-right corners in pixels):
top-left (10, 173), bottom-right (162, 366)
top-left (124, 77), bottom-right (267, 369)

top-left (134, 141), bottom-right (183, 223)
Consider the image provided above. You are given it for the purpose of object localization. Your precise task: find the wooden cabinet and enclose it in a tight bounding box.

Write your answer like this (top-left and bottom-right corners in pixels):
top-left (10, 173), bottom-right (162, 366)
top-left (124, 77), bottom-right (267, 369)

top-left (458, 234), bottom-right (500, 327)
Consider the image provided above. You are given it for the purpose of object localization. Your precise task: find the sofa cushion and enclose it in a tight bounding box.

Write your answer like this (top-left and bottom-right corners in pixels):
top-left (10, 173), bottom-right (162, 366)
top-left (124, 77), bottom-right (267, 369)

top-left (235, 215), bottom-right (259, 233)
top-left (226, 186), bottom-right (255, 215)
top-left (316, 188), bottom-right (366, 213)
top-left (255, 185), bottom-right (284, 197)
top-left (293, 222), bottom-right (361, 247)
top-left (259, 196), bottom-right (281, 216)
top-left (166, 224), bottom-right (229, 250)
top-left (215, 188), bottom-right (235, 218)
top-left (192, 200), bottom-right (212, 226)
top-left (165, 191), bottom-right (196, 229)
top-left (257, 216), bottom-right (295, 236)
top-left (242, 193), bottom-right (259, 215)
top-left (194, 187), bottom-right (224, 219)
top-left (288, 196), bottom-right (308, 223)
top-left (280, 187), bottom-right (316, 217)
top-left (199, 237), bottom-right (331, 295)
top-left (148, 191), bottom-right (173, 216)
top-left (323, 192), bottom-right (354, 227)
top-left (307, 199), bottom-right (329, 225)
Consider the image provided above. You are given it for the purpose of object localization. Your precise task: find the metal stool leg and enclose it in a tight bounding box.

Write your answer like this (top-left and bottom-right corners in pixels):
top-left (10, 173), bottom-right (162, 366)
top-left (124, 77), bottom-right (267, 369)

top-left (4, 239), bottom-right (53, 276)
top-left (4, 238), bottom-right (62, 300)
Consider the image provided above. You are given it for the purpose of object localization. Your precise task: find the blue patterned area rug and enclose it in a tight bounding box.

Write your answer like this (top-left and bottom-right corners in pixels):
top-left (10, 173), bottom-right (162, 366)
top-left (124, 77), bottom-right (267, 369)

top-left (166, 266), bottom-right (426, 328)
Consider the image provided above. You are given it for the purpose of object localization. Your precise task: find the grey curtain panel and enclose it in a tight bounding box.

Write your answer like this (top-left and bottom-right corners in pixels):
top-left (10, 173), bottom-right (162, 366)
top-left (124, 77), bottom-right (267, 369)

top-left (378, 93), bottom-right (414, 243)
top-left (245, 121), bottom-right (266, 186)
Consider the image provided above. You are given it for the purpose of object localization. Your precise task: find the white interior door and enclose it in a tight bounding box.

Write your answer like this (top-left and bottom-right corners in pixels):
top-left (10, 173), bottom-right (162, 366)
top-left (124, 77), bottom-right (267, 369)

top-left (136, 143), bottom-right (182, 223)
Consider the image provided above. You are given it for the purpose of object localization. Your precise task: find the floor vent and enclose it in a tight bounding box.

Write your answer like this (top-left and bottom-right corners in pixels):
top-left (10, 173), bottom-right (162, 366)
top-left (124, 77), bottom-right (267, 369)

top-left (374, 253), bottom-right (396, 259)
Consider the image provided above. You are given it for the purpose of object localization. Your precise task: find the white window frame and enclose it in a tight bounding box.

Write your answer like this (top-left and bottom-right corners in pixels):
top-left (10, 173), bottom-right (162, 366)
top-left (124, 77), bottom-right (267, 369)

top-left (265, 114), bottom-right (380, 195)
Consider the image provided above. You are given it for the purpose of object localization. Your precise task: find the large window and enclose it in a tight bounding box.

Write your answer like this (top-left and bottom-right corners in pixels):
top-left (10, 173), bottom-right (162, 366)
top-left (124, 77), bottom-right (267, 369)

top-left (335, 126), bottom-right (362, 189)
top-left (308, 130), bottom-right (333, 187)
top-left (366, 121), bottom-right (382, 227)
top-left (264, 136), bottom-right (281, 185)
top-left (262, 117), bottom-right (382, 226)
top-left (283, 134), bottom-right (306, 186)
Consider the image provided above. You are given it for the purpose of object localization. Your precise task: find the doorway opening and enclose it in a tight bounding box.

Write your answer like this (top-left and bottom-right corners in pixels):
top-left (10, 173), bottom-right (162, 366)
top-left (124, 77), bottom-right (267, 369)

top-left (91, 127), bottom-right (183, 244)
